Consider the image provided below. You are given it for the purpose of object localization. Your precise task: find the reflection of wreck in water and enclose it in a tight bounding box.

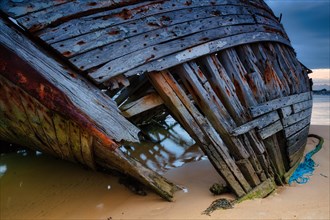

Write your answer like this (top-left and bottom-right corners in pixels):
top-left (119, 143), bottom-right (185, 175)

top-left (121, 116), bottom-right (205, 173)
top-left (0, 0), bottom-right (313, 201)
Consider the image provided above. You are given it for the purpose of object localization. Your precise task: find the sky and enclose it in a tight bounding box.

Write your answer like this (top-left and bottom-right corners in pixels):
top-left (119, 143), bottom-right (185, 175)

top-left (266, 0), bottom-right (330, 69)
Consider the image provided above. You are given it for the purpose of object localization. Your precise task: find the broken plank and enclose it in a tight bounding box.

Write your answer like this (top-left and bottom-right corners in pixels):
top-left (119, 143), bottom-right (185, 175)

top-left (37, 0), bottom-right (277, 43)
top-left (217, 48), bottom-right (258, 108)
top-left (249, 92), bottom-right (311, 117)
top-left (120, 92), bottom-right (164, 118)
top-left (279, 106), bottom-right (293, 118)
top-left (263, 135), bottom-right (286, 182)
top-left (287, 125), bottom-right (310, 146)
top-left (69, 121), bottom-right (85, 165)
top-left (231, 111), bottom-right (280, 136)
top-left (287, 134), bottom-right (309, 156)
top-left (282, 108), bottom-right (312, 128)
top-left (236, 158), bottom-right (261, 187)
top-left (176, 62), bottom-right (253, 159)
top-left (201, 54), bottom-right (248, 124)
top-left (258, 120), bottom-right (283, 140)
top-left (89, 24), bottom-right (288, 83)
top-left (148, 71), bottom-right (249, 197)
top-left (284, 116), bottom-right (311, 138)
top-left (0, 19), bottom-right (140, 144)
top-left (80, 129), bottom-right (95, 169)
top-left (122, 31), bottom-right (291, 80)
top-left (292, 100), bottom-right (313, 113)
top-left (289, 141), bottom-right (307, 167)
top-left (0, 0), bottom-right (71, 18)
top-left (54, 8), bottom-right (256, 57)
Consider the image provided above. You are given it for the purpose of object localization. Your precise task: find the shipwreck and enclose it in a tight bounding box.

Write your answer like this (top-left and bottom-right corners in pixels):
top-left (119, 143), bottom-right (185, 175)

top-left (0, 0), bottom-right (313, 201)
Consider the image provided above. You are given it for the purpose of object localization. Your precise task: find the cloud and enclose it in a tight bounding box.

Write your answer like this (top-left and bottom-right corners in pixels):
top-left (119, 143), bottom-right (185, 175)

top-left (265, 1), bottom-right (330, 69)
top-left (310, 69), bottom-right (330, 90)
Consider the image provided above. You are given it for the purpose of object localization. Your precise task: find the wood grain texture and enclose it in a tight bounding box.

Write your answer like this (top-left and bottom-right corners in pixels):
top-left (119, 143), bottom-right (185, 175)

top-left (0, 19), bottom-right (140, 144)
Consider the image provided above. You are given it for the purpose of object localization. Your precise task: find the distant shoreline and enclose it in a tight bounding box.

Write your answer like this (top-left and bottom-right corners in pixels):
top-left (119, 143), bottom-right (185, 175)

top-left (313, 89), bottom-right (330, 95)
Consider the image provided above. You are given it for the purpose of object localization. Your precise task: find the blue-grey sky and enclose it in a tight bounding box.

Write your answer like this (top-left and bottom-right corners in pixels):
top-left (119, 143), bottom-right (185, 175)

top-left (266, 0), bottom-right (330, 69)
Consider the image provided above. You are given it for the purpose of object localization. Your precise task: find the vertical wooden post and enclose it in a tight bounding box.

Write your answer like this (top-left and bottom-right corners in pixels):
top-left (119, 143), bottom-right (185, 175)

top-left (148, 70), bottom-right (249, 197)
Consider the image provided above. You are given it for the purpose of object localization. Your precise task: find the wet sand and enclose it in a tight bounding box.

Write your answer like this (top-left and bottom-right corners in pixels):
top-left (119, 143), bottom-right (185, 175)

top-left (1, 124), bottom-right (329, 219)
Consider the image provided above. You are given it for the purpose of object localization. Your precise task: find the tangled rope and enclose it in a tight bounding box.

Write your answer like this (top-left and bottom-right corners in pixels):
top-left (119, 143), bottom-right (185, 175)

top-left (289, 134), bottom-right (324, 185)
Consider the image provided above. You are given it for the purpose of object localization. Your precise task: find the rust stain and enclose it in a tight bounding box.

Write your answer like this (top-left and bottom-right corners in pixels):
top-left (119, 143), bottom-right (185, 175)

top-left (0, 44), bottom-right (118, 150)
top-left (62, 51), bottom-right (72, 57)
top-left (199, 37), bottom-right (210, 41)
top-left (108, 29), bottom-right (120, 35)
top-left (76, 40), bottom-right (86, 45)
top-left (87, 2), bottom-right (97, 6)
top-left (29, 23), bottom-right (44, 32)
top-left (145, 54), bottom-right (155, 62)
top-left (116, 8), bottom-right (133, 20)
top-left (211, 10), bottom-right (221, 16)
top-left (197, 68), bottom-right (205, 80)
top-left (184, 0), bottom-right (192, 6)
top-left (17, 71), bottom-right (27, 83)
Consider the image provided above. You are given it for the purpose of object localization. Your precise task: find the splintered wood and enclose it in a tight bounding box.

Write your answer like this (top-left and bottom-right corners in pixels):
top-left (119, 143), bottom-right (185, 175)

top-left (148, 41), bottom-right (311, 196)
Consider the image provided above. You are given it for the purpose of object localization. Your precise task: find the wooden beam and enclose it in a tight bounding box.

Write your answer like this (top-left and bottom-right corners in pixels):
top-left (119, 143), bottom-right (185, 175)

top-left (120, 92), bottom-right (164, 118)
top-left (231, 111), bottom-right (280, 136)
top-left (249, 92), bottom-right (311, 117)
top-left (148, 70), bottom-right (249, 197)
top-left (258, 120), bottom-right (283, 140)
top-left (0, 18), bottom-right (140, 144)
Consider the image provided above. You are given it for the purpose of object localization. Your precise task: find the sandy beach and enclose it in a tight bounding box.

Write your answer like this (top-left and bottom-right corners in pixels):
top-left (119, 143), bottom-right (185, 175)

top-left (0, 123), bottom-right (328, 220)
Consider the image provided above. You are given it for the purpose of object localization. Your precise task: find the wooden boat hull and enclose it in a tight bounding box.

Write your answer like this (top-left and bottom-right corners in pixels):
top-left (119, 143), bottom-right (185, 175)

top-left (0, 0), bottom-right (312, 200)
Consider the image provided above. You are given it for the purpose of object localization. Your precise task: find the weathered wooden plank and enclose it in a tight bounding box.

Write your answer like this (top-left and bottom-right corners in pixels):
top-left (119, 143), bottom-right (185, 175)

top-left (231, 111), bottom-right (280, 136)
top-left (36, 106), bottom-right (65, 158)
top-left (270, 43), bottom-right (298, 94)
top-left (275, 44), bottom-right (303, 93)
top-left (263, 135), bottom-right (286, 182)
top-left (0, 0), bottom-right (71, 18)
top-left (52, 113), bottom-right (74, 161)
top-left (199, 53), bottom-right (271, 176)
top-left (0, 19), bottom-right (140, 144)
top-left (89, 24), bottom-right (288, 83)
top-left (71, 13), bottom-right (256, 67)
top-left (287, 125), bottom-right (310, 146)
top-left (282, 108), bottom-right (312, 128)
top-left (279, 106), bottom-right (293, 118)
top-left (54, 9), bottom-right (256, 57)
top-left (287, 134), bottom-right (309, 156)
top-left (120, 92), bottom-right (164, 118)
top-left (122, 32), bottom-right (291, 79)
top-left (292, 100), bottom-right (313, 113)
top-left (80, 129), bottom-right (95, 169)
top-left (217, 48), bottom-right (258, 108)
top-left (176, 62), bottom-right (252, 159)
top-left (236, 158), bottom-right (261, 187)
top-left (0, 76), bottom-right (51, 154)
top-left (258, 120), bottom-right (283, 140)
top-left (148, 71), bottom-right (249, 197)
top-left (283, 45), bottom-right (311, 93)
top-left (37, 0), bottom-right (277, 43)
top-left (69, 121), bottom-right (85, 165)
top-left (289, 140), bottom-right (307, 167)
top-left (250, 92), bottom-right (311, 117)
top-left (201, 55), bottom-right (248, 124)
top-left (262, 43), bottom-right (291, 96)
top-left (284, 116), bottom-right (311, 138)
top-left (15, 0), bottom-right (120, 32)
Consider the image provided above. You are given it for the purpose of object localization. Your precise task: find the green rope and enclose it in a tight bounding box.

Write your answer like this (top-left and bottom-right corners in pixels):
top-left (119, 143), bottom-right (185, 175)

top-left (289, 134), bottom-right (324, 184)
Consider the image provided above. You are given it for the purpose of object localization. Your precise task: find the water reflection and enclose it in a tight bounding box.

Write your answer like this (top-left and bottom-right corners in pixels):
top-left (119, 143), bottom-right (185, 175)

top-left (0, 165), bottom-right (7, 177)
top-left (312, 95), bottom-right (330, 125)
top-left (120, 116), bottom-right (206, 173)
